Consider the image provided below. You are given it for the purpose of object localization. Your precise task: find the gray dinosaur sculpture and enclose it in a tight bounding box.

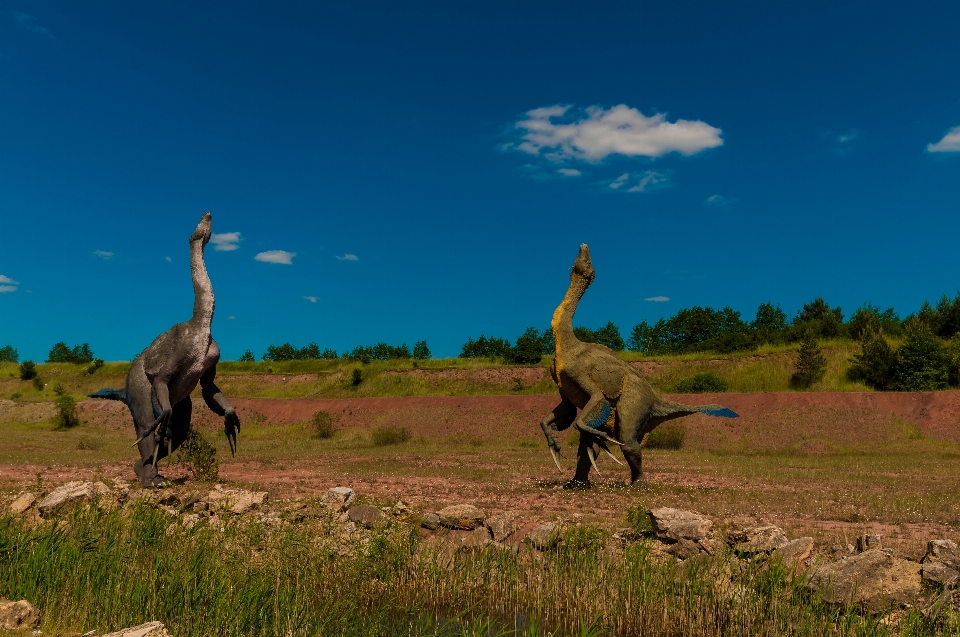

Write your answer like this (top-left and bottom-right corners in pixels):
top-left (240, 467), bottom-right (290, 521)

top-left (540, 244), bottom-right (738, 487)
top-left (91, 212), bottom-right (240, 487)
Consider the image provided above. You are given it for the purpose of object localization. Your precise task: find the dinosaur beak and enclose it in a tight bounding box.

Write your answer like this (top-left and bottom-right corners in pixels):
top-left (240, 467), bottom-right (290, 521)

top-left (191, 212), bottom-right (213, 246)
top-left (571, 244), bottom-right (595, 282)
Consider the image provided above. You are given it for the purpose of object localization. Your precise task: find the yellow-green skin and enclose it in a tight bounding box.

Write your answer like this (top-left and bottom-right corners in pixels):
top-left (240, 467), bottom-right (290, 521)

top-left (540, 244), bottom-right (736, 486)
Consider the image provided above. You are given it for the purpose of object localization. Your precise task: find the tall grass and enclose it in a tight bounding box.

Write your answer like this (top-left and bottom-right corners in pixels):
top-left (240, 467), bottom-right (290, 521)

top-left (0, 505), bottom-right (947, 636)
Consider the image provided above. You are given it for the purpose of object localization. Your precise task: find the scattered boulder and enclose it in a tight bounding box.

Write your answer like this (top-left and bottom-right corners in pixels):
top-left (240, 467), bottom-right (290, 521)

top-left (921, 540), bottom-right (960, 586)
top-left (206, 486), bottom-right (268, 514)
top-left (807, 549), bottom-right (922, 612)
top-left (37, 481), bottom-right (111, 516)
top-left (182, 514), bottom-right (201, 530)
top-left (727, 524), bottom-right (789, 554)
top-left (461, 526), bottom-right (493, 550)
top-left (9, 492), bottom-right (36, 515)
top-left (347, 504), bottom-right (385, 529)
top-left (666, 539), bottom-right (704, 560)
top-left (322, 487), bottom-right (356, 511)
top-left (527, 522), bottom-right (560, 551)
top-left (392, 500), bottom-right (412, 516)
top-left (774, 537), bottom-right (815, 570)
top-left (486, 511), bottom-right (521, 542)
top-left (421, 512), bottom-right (441, 530)
top-left (857, 534), bottom-right (882, 552)
top-left (648, 508), bottom-right (713, 543)
top-left (101, 621), bottom-right (171, 637)
top-left (438, 504), bottom-right (485, 530)
top-left (0, 598), bottom-right (40, 630)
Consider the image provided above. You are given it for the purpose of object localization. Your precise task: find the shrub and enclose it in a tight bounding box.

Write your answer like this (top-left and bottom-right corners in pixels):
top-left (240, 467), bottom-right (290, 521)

top-left (84, 358), bottom-right (104, 375)
top-left (351, 368), bottom-right (362, 386)
top-left (889, 324), bottom-right (950, 391)
top-left (349, 343), bottom-right (410, 361)
top-left (33, 377), bottom-right (45, 392)
top-left (54, 394), bottom-right (80, 429)
top-left (412, 340), bottom-right (431, 360)
top-left (76, 435), bottom-right (102, 450)
top-left (847, 326), bottom-right (894, 390)
top-left (176, 428), bottom-right (219, 482)
top-left (19, 360), bottom-right (37, 380)
top-left (459, 334), bottom-right (511, 359)
top-left (238, 350), bottom-right (255, 362)
top-left (0, 345), bottom-right (18, 363)
top-left (506, 328), bottom-right (544, 364)
top-left (371, 425), bottom-right (411, 446)
top-left (673, 372), bottom-right (729, 393)
top-left (53, 382), bottom-right (67, 396)
top-left (849, 304), bottom-right (902, 340)
top-left (311, 411), bottom-right (336, 439)
top-left (643, 422), bottom-right (685, 450)
top-left (790, 331), bottom-right (827, 389)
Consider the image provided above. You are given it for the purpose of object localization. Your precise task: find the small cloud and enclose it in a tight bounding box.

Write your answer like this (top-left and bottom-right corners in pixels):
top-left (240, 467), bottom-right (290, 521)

top-left (336, 254), bottom-right (359, 261)
top-left (227, 315), bottom-right (236, 320)
top-left (608, 173), bottom-right (630, 190)
top-left (704, 194), bottom-right (736, 207)
top-left (836, 130), bottom-right (858, 144)
top-left (210, 232), bottom-right (241, 251)
top-left (927, 126), bottom-right (960, 153)
top-left (557, 168), bottom-right (582, 177)
top-left (645, 296), bottom-right (670, 302)
top-left (14, 11), bottom-right (53, 38)
top-left (165, 256), bottom-right (172, 262)
top-left (0, 285), bottom-right (17, 293)
top-left (255, 250), bottom-right (296, 264)
top-left (93, 250), bottom-right (114, 259)
top-left (608, 170), bottom-right (670, 193)
top-left (304, 296), bottom-right (318, 303)
top-left (0, 275), bottom-right (19, 285)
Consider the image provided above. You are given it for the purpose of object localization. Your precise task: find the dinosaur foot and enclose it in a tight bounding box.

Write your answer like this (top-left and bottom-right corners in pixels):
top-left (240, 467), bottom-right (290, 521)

top-left (629, 477), bottom-right (650, 490)
top-left (562, 479), bottom-right (592, 490)
top-left (134, 460), bottom-right (167, 488)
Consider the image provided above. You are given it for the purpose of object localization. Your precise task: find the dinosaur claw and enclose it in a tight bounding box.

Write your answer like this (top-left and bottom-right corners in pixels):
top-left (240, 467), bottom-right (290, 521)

top-left (597, 439), bottom-right (625, 466)
top-left (587, 447), bottom-right (601, 475)
top-left (549, 446), bottom-right (563, 473)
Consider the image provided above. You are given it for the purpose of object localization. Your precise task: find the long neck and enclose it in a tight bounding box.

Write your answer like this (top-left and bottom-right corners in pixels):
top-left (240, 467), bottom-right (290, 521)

top-left (551, 274), bottom-right (590, 356)
top-left (190, 240), bottom-right (214, 329)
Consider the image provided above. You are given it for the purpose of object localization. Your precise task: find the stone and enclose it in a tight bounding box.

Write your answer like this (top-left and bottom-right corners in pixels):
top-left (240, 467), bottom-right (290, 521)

top-left (182, 513), bottom-right (201, 529)
top-left (392, 500), bottom-right (412, 516)
top-left (857, 534), bottom-right (882, 552)
top-left (0, 598), bottom-right (40, 630)
top-left (37, 481), bottom-right (111, 516)
top-left (727, 524), bottom-right (789, 554)
top-left (206, 486), bottom-right (268, 514)
top-left (421, 512), bottom-right (441, 530)
top-left (774, 537), bottom-right (815, 570)
top-left (437, 504), bottom-right (485, 530)
top-left (461, 526), bottom-right (493, 550)
top-left (322, 486), bottom-right (356, 511)
top-left (485, 511), bottom-right (521, 542)
top-left (101, 621), bottom-right (171, 637)
top-left (527, 522), bottom-right (560, 551)
top-left (666, 539), bottom-right (703, 560)
top-left (806, 549), bottom-right (922, 612)
top-left (922, 561), bottom-right (959, 587)
top-left (347, 504), bottom-right (385, 529)
top-left (648, 508), bottom-right (713, 543)
top-left (9, 492), bottom-right (36, 515)
top-left (923, 539), bottom-right (960, 571)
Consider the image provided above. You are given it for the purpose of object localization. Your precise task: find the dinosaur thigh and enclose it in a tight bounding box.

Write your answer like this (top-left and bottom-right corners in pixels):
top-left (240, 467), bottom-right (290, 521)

top-left (157, 398), bottom-right (193, 462)
top-left (125, 359), bottom-right (160, 463)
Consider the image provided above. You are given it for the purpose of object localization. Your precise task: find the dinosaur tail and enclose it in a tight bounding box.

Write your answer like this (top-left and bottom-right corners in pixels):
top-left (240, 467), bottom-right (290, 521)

top-left (692, 404), bottom-right (739, 418)
top-left (88, 387), bottom-right (128, 403)
top-left (653, 398), bottom-right (738, 419)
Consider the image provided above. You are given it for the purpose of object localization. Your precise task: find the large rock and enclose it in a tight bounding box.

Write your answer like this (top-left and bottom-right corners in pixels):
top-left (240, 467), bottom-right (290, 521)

top-left (9, 492), bottom-right (36, 515)
top-left (101, 621), bottom-right (171, 637)
top-left (437, 504), bottom-right (485, 530)
top-left (37, 481), bottom-right (111, 516)
top-left (485, 511), bottom-right (521, 542)
top-left (648, 508), bottom-right (713, 542)
top-left (347, 504), bottom-right (385, 529)
top-left (526, 522), bottom-right (560, 551)
top-left (774, 537), bottom-right (815, 570)
top-left (727, 524), bottom-right (789, 554)
top-left (461, 526), bottom-right (493, 550)
top-left (921, 539), bottom-right (960, 585)
top-left (807, 549), bottom-right (922, 612)
top-left (206, 486), bottom-right (268, 514)
top-left (0, 599), bottom-right (40, 630)
top-left (420, 512), bottom-right (441, 530)
top-left (322, 487), bottom-right (356, 511)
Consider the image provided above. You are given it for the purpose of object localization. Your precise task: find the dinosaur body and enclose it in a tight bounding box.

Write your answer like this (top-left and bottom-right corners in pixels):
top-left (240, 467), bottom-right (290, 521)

top-left (540, 244), bottom-right (737, 486)
top-left (91, 212), bottom-right (239, 487)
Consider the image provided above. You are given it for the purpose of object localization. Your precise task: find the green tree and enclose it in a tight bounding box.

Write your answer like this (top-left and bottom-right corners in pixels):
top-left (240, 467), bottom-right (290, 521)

top-left (506, 328), bottom-right (544, 364)
top-left (848, 303), bottom-right (902, 341)
top-left (889, 324), bottom-right (950, 391)
top-left (47, 342), bottom-right (94, 364)
top-left (790, 331), bottom-right (827, 389)
top-left (793, 298), bottom-right (846, 340)
top-left (847, 325), bottom-right (894, 390)
top-left (19, 360), bottom-right (37, 380)
top-left (459, 335), bottom-right (511, 358)
top-left (593, 321), bottom-right (625, 351)
top-left (0, 345), bottom-right (17, 363)
top-left (412, 340), bottom-right (431, 359)
top-left (751, 303), bottom-right (788, 345)
top-left (238, 350), bottom-right (256, 362)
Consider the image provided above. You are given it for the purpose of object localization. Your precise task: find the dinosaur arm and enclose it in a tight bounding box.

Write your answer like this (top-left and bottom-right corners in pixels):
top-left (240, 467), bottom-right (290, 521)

top-left (540, 394), bottom-right (577, 449)
top-left (200, 363), bottom-right (240, 456)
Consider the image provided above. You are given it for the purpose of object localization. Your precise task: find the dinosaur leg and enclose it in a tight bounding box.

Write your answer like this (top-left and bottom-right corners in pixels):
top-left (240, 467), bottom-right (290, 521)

top-left (616, 379), bottom-right (653, 487)
top-left (539, 395), bottom-right (577, 473)
top-left (568, 434), bottom-right (599, 487)
top-left (126, 363), bottom-right (166, 488)
top-left (154, 398), bottom-right (193, 464)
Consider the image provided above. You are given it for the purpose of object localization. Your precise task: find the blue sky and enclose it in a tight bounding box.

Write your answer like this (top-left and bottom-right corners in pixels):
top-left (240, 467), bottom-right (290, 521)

top-left (1, 1), bottom-right (959, 361)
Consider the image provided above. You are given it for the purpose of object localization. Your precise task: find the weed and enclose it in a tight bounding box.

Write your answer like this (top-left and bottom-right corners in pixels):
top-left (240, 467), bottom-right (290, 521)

top-left (176, 428), bottom-right (219, 481)
top-left (76, 436), bottom-right (102, 451)
top-left (33, 376), bottom-right (44, 392)
top-left (53, 382), bottom-right (66, 396)
top-left (371, 425), bottom-right (411, 446)
top-left (310, 410), bottom-right (336, 439)
top-left (53, 394), bottom-right (80, 429)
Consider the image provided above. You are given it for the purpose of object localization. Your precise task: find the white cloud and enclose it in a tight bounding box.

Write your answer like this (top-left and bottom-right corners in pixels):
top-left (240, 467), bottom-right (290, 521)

top-left (704, 194), bottom-right (735, 207)
top-left (93, 250), bottom-right (114, 259)
top-left (836, 130), bottom-right (858, 144)
top-left (927, 126), bottom-right (960, 153)
top-left (513, 104), bottom-right (722, 163)
top-left (14, 11), bottom-right (53, 38)
top-left (165, 256), bottom-right (172, 262)
top-left (210, 232), bottom-right (241, 251)
top-left (608, 173), bottom-right (630, 190)
top-left (255, 250), bottom-right (296, 264)
top-left (336, 254), bottom-right (359, 261)
top-left (304, 296), bottom-right (318, 303)
top-left (557, 168), bottom-right (582, 177)
top-left (608, 170), bottom-right (670, 193)
top-left (0, 275), bottom-right (19, 285)
top-left (0, 285), bottom-right (17, 293)
top-left (645, 296), bottom-right (670, 302)
top-left (227, 315), bottom-right (236, 320)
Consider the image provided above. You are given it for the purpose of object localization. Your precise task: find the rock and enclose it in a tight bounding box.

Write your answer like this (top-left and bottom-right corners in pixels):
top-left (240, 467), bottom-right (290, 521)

top-left (182, 513), bottom-right (201, 530)
top-left (666, 539), bottom-right (703, 560)
top-left (923, 539), bottom-right (960, 570)
top-left (347, 504), bottom-right (385, 529)
top-left (37, 481), bottom-right (111, 516)
top-left (774, 537), bottom-right (815, 570)
top-left (437, 504), bottom-right (485, 530)
top-left (206, 487), bottom-right (268, 514)
top-left (421, 512), bottom-right (441, 530)
top-left (0, 598), bottom-right (40, 630)
top-left (461, 526), bottom-right (493, 550)
top-left (9, 492), bottom-right (36, 515)
top-left (527, 522), bottom-right (560, 551)
top-left (485, 511), bottom-right (521, 542)
top-left (392, 500), bottom-right (413, 516)
top-left (157, 492), bottom-right (180, 507)
top-left (922, 561), bottom-right (959, 587)
top-left (101, 621), bottom-right (171, 637)
top-left (807, 549), bottom-right (922, 612)
top-left (322, 487), bottom-right (356, 511)
top-left (648, 508), bottom-right (713, 543)
top-left (727, 524), bottom-right (789, 554)
top-left (857, 534), bottom-right (882, 552)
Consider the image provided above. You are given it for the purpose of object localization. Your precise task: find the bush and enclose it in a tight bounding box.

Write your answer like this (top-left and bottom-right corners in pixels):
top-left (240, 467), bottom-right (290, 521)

top-left (643, 422), bottom-right (685, 449)
top-left (84, 358), bottom-right (104, 375)
top-left (351, 369), bottom-right (362, 386)
top-left (0, 345), bottom-right (18, 363)
top-left (349, 343), bottom-right (410, 361)
top-left (459, 334), bottom-right (511, 359)
top-left (790, 331), bottom-right (827, 389)
top-left (847, 326), bottom-right (894, 390)
top-left (47, 342), bottom-right (94, 364)
top-left (238, 350), bottom-right (255, 362)
top-left (673, 372), bottom-right (729, 393)
top-left (848, 304), bottom-right (902, 340)
top-left (19, 360), bottom-right (37, 380)
top-left (176, 428), bottom-right (219, 482)
top-left (889, 324), bottom-right (950, 391)
top-left (371, 425), bottom-right (411, 447)
top-left (311, 411), bottom-right (336, 439)
top-left (53, 394), bottom-right (80, 429)
top-left (506, 328), bottom-right (544, 364)
top-left (412, 340), bottom-right (431, 360)
top-left (33, 377), bottom-right (45, 392)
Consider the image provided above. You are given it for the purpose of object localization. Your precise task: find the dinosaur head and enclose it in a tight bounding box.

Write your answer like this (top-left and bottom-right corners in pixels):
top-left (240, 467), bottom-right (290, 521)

top-left (570, 243), bottom-right (595, 285)
top-left (190, 211), bottom-right (213, 246)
